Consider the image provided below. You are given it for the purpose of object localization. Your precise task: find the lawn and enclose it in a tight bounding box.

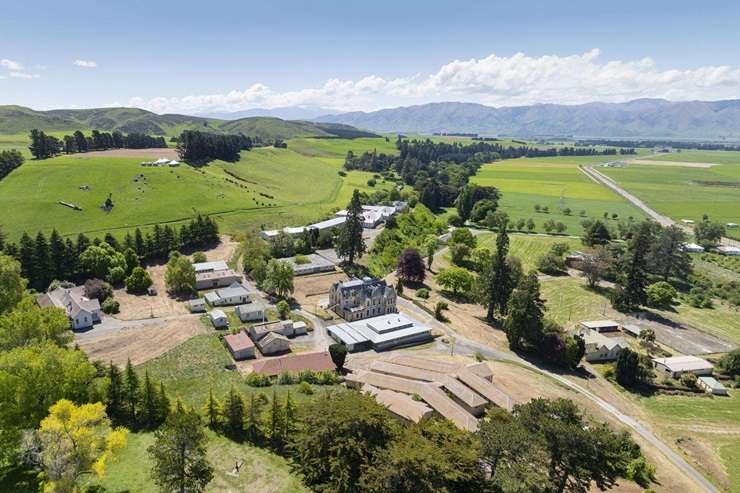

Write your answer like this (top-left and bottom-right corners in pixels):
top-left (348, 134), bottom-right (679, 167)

top-left (539, 277), bottom-right (618, 329)
top-left (0, 137), bottom-right (396, 242)
top-left (471, 156), bottom-right (647, 236)
top-left (469, 232), bottom-right (582, 272)
top-left (600, 159), bottom-right (740, 239)
top-left (87, 430), bottom-right (309, 493)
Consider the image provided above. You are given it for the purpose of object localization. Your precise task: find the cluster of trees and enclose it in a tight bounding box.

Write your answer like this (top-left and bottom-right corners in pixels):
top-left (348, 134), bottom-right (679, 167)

top-left (176, 130), bottom-right (254, 163)
top-left (577, 139), bottom-right (740, 152)
top-left (104, 360), bottom-right (172, 430)
top-left (1, 215), bottom-right (217, 291)
top-left (28, 128), bottom-right (168, 159)
top-left (694, 214), bottom-right (726, 248)
top-left (0, 149), bottom-right (24, 181)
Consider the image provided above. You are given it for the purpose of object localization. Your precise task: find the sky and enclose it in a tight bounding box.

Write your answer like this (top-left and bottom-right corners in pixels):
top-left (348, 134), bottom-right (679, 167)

top-left (2, 0), bottom-right (740, 115)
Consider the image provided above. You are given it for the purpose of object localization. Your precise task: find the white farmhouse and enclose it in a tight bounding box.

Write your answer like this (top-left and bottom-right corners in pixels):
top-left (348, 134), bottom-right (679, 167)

top-left (39, 286), bottom-right (102, 330)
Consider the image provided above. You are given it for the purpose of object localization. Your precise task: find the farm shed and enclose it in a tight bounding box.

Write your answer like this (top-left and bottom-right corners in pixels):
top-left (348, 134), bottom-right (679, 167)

top-left (680, 243), bottom-right (705, 253)
top-left (186, 298), bottom-right (206, 313)
top-left (576, 329), bottom-right (627, 362)
top-left (279, 254), bottom-right (335, 276)
top-left (717, 246), bottom-right (740, 256)
top-left (256, 332), bottom-right (291, 356)
top-left (652, 355), bottom-right (713, 378)
top-left (578, 320), bottom-right (620, 333)
top-left (362, 384), bottom-right (433, 423)
top-left (209, 310), bottom-right (229, 329)
top-left (697, 376), bottom-right (728, 395)
top-left (622, 324), bottom-right (643, 337)
top-left (193, 260), bottom-right (229, 273)
top-left (251, 351), bottom-right (335, 377)
top-left (236, 302), bottom-right (266, 322)
top-left (224, 330), bottom-right (256, 360)
top-left (249, 320), bottom-right (299, 341)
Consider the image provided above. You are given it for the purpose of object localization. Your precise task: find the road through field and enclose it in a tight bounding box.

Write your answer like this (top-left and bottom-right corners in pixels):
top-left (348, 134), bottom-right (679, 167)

top-left (580, 164), bottom-right (740, 248)
top-left (395, 295), bottom-right (720, 493)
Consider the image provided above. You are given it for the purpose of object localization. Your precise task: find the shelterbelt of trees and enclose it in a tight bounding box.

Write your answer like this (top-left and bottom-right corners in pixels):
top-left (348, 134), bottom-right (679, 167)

top-left (28, 128), bottom-right (168, 159)
top-left (175, 129), bottom-right (256, 163)
top-left (0, 149), bottom-right (24, 181)
top-left (344, 137), bottom-right (635, 211)
top-left (578, 138), bottom-right (740, 151)
top-left (0, 215), bottom-right (218, 292)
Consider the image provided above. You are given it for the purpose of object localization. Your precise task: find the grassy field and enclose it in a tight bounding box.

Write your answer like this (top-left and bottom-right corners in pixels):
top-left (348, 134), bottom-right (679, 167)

top-left (0, 137), bottom-right (396, 242)
top-left (600, 156), bottom-right (740, 239)
top-left (649, 150), bottom-right (740, 166)
top-left (470, 232), bottom-right (582, 272)
top-left (471, 156), bottom-right (647, 235)
top-left (539, 277), bottom-right (617, 329)
top-left (138, 334), bottom-right (335, 409)
top-left (86, 430), bottom-right (309, 493)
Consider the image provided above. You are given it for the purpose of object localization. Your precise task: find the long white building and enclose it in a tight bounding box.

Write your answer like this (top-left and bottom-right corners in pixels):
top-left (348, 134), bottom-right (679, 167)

top-left (327, 312), bottom-right (432, 352)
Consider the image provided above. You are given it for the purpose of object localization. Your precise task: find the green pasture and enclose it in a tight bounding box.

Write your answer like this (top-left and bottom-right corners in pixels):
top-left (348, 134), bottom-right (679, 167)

top-left (471, 156), bottom-right (647, 235)
top-left (649, 150), bottom-right (740, 166)
top-left (0, 137), bottom-right (395, 242)
top-left (599, 160), bottom-right (740, 239)
top-left (470, 232), bottom-right (581, 272)
top-left (87, 430), bottom-right (309, 493)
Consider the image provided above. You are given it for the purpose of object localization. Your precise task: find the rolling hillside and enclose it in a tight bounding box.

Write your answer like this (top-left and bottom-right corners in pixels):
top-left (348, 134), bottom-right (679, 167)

top-left (0, 105), bottom-right (377, 140)
top-left (316, 99), bottom-right (740, 139)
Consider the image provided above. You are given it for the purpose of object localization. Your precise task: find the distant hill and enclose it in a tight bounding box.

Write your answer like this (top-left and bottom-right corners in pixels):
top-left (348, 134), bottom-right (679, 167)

top-left (0, 105), bottom-right (377, 140)
top-left (315, 99), bottom-right (740, 139)
top-left (198, 106), bottom-right (335, 121)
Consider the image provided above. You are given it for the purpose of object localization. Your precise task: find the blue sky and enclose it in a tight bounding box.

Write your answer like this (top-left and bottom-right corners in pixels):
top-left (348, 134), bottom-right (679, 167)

top-left (2, 0), bottom-right (740, 113)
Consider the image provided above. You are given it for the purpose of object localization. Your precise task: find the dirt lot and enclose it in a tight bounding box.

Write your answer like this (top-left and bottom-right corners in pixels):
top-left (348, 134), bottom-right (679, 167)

top-left (112, 235), bottom-right (240, 321)
top-left (73, 148), bottom-right (180, 159)
top-left (293, 271), bottom-right (349, 316)
top-left (635, 317), bottom-right (736, 355)
top-left (630, 159), bottom-right (717, 168)
top-left (77, 317), bottom-right (206, 366)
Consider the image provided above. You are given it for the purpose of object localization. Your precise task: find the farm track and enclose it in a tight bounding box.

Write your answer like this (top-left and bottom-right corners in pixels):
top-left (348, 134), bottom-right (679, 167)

top-left (580, 165), bottom-right (740, 249)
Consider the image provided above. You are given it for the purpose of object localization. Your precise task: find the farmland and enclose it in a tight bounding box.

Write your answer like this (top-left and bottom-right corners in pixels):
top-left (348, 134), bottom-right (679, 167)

top-left (0, 137), bottom-right (395, 242)
top-left (471, 156), bottom-right (648, 235)
top-left (468, 232), bottom-right (582, 272)
top-left (599, 154), bottom-right (740, 239)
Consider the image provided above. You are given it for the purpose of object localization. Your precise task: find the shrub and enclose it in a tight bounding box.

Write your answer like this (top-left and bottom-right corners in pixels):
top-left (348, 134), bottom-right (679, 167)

top-left (298, 369), bottom-right (319, 384)
top-left (101, 297), bottom-right (120, 314)
top-left (277, 371), bottom-right (296, 385)
top-left (411, 393), bottom-right (422, 402)
top-left (447, 214), bottom-right (464, 227)
top-left (106, 266), bottom-right (126, 285)
top-left (367, 178), bottom-right (376, 187)
top-left (276, 299), bottom-right (290, 319)
top-left (317, 370), bottom-right (339, 385)
top-left (245, 372), bottom-right (272, 387)
top-left (679, 372), bottom-right (698, 388)
top-left (298, 381), bottom-right (313, 395)
top-left (603, 366), bottom-right (615, 380)
top-left (449, 243), bottom-right (472, 266)
top-left (646, 281), bottom-right (677, 308)
top-left (416, 288), bottom-right (430, 299)
top-left (625, 456), bottom-right (656, 487)
top-left (434, 301), bottom-right (448, 321)
top-left (125, 267), bottom-right (153, 294)
top-left (84, 278), bottom-right (112, 301)
top-left (192, 251), bottom-right (207, 263)
top-left (329, 343), bottom-right (348, 371)
top-left (294, 255), bottom-right (310, 265)
top-left (536, 253), bottom-right (566, 275)
top-left (337, 170), bottom-right (347, 176)
top-left (474, 351), bottom-right (486, 362)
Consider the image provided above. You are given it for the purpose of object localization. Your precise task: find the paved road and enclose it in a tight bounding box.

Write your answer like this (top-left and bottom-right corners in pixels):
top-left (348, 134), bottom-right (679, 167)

top-left (581, 164), bottom-right (740, 249)
top-left (395, 296), bottom-right (719, 493)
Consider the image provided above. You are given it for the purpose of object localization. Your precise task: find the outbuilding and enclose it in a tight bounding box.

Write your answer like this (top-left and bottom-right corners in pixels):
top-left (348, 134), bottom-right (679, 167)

top-left (652, 355), bottom-right (713, 378)
top-left (680, 243), bottom-right (705, 253)
top-left (236, 303), bottom-right (266, 322)
top-left (717, 246), bottom-right (740, 257)
top-left (697, 376), bottom-right (728, 395)
top-left (578, 320), bottom-right (620, 333)
top-left (256, 332), bottom-right (291, 356)
top-left (209, 310), bottom-right (229, 329)
top-left (187, 298), bottom-right (206, 313)
top-left (224, 330), bottom-right (256, 360)
top-left (205, 282), bottom-right (251, 306)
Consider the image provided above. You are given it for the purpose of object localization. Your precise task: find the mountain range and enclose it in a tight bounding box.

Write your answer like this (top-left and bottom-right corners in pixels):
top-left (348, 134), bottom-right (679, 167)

top-left (0, 105), bottom-right (376, 141)
top-left (197, 106), bottom-right (335, 121)
top-left (314, 99), bottom-right (740, 140)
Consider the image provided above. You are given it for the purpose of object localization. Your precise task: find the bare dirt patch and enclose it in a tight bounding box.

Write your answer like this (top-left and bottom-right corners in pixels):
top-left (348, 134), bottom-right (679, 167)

top-left (675, 436), bottom-right (731, 491)
top-left (72, 148), bottom-right (179, 159)
top-left (77, 317), bottom-right (206, 366)
top-left (202, 235), bottom-right (240, 263)
top-left (630, 159), bottom-right (717, 168)
top-left (113, 264), bottom-right (189, 320)
top-left (293, 271), bottom-right (350, 313)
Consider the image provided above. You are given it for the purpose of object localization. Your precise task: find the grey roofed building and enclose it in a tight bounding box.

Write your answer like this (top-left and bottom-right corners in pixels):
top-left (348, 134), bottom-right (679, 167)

top-left (193, 260), bottom-right (229, 273)
top-left (249, 319), bottom-right (306, 341)
top-left (41, 285), bottom-right (102, 330)
top-left (209, 309), bottom-right (228, 328)
top-left (652, 355), bottom-right (714, 378)
top-left (279, 254), bottom-right (335, 276)
top-left (578, 320), bottom-right (620, 333)
top-left (621, 324), bottom-right (643, 337)
top-left (327, 312), bottom-right (432, 352)
top-left (697, 376), bottom-right (728, 395)
top-left (235, 302), bottom-right (266, 322)
top-left (329, 277), bottom-right (397, 321)
top-left (256, 332), bottom-right (291, 356)
top-left (575, 329), bottom-right (627, 362)
top-left (260, 216), bottom-right (347, 241)
top-left (186, 298), bottom-right (206, 313)
top-left (204, 282), bottom-right (251, 306)
top-left (195, 269), bottom-right (242, 290)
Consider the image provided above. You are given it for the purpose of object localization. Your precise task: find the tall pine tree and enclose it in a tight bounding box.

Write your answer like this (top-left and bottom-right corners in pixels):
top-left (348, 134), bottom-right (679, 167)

top-left (335, 189), bottom-right (366, 265)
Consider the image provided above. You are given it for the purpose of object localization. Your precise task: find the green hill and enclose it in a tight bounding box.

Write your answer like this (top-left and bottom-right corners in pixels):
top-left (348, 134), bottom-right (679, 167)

top-left (0, 105), bottom-right (377, 140)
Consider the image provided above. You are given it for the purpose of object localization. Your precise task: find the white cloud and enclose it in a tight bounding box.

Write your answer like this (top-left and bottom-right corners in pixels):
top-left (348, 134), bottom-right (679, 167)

top-left (74, 59), bottom-right (97, 68)
top-left (1, 58), bottom-right (23, 71)
top-left (9, 72), bottom-right (40, 79)
top-left (127, 49), bottom-right (740, 114)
